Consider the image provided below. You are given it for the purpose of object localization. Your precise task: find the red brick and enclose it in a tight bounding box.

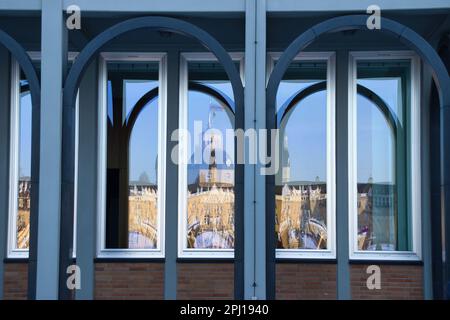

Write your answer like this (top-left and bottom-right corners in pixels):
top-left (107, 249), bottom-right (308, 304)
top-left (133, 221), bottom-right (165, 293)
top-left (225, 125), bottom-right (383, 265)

top-left (94, 263), bottom-right (164, 300)
top-left (3, 263), bottom-right (28, 300)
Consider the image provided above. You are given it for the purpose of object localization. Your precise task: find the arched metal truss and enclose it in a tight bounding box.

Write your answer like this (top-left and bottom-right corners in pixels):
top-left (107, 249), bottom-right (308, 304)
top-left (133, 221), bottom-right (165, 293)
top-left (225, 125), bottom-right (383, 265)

top-left (58, 16), bottom-right (244, 300)
top-left (265, 15), bottom-right (450, 300)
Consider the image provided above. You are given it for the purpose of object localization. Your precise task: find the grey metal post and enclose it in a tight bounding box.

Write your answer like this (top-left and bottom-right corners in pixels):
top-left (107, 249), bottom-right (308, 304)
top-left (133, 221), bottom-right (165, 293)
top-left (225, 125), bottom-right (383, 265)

top-left (36, 0), bottom-right (66, 299)
top-left (244, 0), bottom-right (266, 300)
top-left (335, 49), bottom-right (351, 300)
top-left (421, 64), bottom-right (434, 300)
top-left (164, 50), bottom-right (179, 300)
top-left (0, 47), bottom-right (11, 300)
top-left (75, 60), bottom-right (99, 300)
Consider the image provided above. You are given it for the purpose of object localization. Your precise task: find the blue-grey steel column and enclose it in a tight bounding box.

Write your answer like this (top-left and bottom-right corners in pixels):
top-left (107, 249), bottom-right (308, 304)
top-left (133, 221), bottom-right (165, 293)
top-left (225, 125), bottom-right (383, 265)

top-left (335, 49), bottom-right (351, 299)
top-left (421, 65), bottom-right (434, 300)
top-left (75, 59), bottom-right (99, 300)
top-left (36, 0), bottom-right (66, 299)
top-left (244, 0), bottom-right (267, 300)
top-left (164, 50), bottom-right (179, 300)
top-left (442, 105), bottom-right (450, 299)
top-left (0, 47), bottom-right (10, 301)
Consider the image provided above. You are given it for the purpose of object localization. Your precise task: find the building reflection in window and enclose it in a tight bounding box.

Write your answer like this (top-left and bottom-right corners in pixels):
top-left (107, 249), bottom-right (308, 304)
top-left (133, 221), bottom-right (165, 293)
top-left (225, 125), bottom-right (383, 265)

top-left (275, 60), bottom-right (328, 250)
top-left (185, 61), bottom-right (236, 250)
top-left (356, 60), bottom-right (411, 251)
top-left (16, 78), bottom-right (32, 249)
top-left (104, 61), bottom-right (160, 249)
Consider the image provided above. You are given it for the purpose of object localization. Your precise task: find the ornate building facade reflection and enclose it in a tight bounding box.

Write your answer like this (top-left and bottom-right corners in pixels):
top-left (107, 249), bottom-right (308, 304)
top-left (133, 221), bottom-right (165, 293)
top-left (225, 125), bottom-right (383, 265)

top-left (186, 105), bottom-right (235, 249)
top-left (17, 179), bottom-right (31, 249)
top-left (275, 136), bottom-right (328, 250)
top-left (128, 184), bottom-right (158, 249)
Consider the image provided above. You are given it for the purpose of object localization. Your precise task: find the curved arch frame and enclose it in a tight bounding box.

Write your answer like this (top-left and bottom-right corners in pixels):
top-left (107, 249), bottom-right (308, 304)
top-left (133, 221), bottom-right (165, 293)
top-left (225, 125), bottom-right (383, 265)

top-left (277, 81), bottom-right (401, 136)
top-left (125, 81), bottom-right (235, 140)
top-left (0, 29), bottom-right (41, 300)
top-left (265, 15), bottom-right (450, 299)
top-left (60, 16), bottom-right (244, 300)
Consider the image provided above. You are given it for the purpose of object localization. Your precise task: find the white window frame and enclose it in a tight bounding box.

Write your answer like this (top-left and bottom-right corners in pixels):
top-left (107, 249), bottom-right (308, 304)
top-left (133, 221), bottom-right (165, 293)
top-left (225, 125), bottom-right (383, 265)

top-left (348, 51), bottom-right (422, 261)
top-left (267, 52), bottom-right (337, 259)
top-left (97, 52), bottom-right (167, 258)
top-left (7, 58), bottom-right (26, 258)
top-left (178, 52), bottom-right (244, 258)
top-left (7, 52), bottom-right (79, 259)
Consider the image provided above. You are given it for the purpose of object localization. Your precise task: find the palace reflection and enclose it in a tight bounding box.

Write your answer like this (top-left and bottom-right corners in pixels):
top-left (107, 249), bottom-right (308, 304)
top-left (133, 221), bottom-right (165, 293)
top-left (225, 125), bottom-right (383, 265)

top-left (17, 179), bottom-right (31, 249)
top-left (128, 184), bottom-right (158, 249)
top-left (186, 103), bottom-right (235, 249)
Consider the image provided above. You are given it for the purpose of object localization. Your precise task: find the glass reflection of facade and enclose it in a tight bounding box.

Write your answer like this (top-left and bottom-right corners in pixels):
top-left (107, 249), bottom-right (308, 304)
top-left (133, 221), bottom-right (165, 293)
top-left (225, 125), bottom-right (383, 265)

top-left (16, 77), bottom-right (32, 250)
top-left (275, 60), bottom-right (329, 251)
top-left (184, 60), bottom-right (237, 251)
top-left (355, 59), bottom-right (412, 252)
top-left (104, 61), bottom-right (160, 249)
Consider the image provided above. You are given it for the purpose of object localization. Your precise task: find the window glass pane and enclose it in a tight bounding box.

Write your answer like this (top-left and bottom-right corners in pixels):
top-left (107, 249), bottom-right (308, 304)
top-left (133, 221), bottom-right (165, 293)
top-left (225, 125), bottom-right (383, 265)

top-left (275, 60), bottom-right (329, 250)
top-left (185, 61), bottom-right (236, 251)
top-left (105, 61), bottom-right (160, 249)
top-left (356, 59), bottom-right (412, 251)
top-left (16, 77), bottom-right (32, 249)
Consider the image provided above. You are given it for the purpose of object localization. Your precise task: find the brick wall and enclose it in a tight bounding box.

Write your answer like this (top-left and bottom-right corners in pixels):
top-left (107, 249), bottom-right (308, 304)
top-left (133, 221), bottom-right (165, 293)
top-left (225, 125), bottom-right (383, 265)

top-left (350, 264), bottom-right (423, 299)
top-left (276, 263), bottom-right (337, 299)
top-left (94, 262), bottom-right (164, 299)
top-left (2, 262), bottom-right (424, 300)
top-left (3, 263), bottom-right (28, 300)
top-left (177, 263), bottom-right (234, 299)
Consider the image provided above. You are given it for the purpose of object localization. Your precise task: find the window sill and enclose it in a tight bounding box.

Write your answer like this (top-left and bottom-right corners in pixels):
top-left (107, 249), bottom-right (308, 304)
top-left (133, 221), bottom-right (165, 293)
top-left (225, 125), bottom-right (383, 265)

top-left (276, 258), bottom-right (337, 264)
top-left (94, 257), bottom-right (165, 263)
top-left (349, 259), bottom-right (423, 266)
top-left (177, 258), bottom-right (234, 263)
top-left (3, 257), bottom-right (29, 264)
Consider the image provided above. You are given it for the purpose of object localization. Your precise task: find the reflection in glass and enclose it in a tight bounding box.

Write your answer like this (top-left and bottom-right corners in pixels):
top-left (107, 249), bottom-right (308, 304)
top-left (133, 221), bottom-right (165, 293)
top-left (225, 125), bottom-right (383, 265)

top-left (105, 61), bottom-right (160, 249)
top-left (16, 79), bottom-right (32, 249)
top-left (356, 60), bottom-right (411, 251)
top-left (275, 61), bottom-right (328, 250)
top-left (128, 96), bottom-right (159, 249)
top-left (185, 61), bottom-right (236, 250)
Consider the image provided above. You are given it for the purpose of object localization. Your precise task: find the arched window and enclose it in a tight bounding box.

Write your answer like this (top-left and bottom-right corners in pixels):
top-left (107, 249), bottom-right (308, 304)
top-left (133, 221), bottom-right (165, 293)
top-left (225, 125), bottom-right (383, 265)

top-left (11, 73), bottom-right (33, 253)
top-left (98, 53), bottom-right (166, 257)
top-left (270, 52), bottom-right (336, 259)
top-left (178, 53), bottom-right (243, 257)
top-left (128, 89), bottom-right (159, 249)
top-left (349, 52), bottom-right (421, 260)
top-left (7, 53), bottom-right (79, 258)
top-left (7, 58), bottom-right (39, 258)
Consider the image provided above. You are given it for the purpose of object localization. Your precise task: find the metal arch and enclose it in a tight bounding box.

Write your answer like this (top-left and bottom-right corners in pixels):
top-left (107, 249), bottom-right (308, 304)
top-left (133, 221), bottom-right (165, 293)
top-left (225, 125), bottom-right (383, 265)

top-left (0, 29), bottom-right (40, 107)
top-left (60, 16), bottom-right (245, 300)
top-left (125, 81), bottom-right (236, 138)
top-left (124, 87), bottom-right (159, 135)
top-left (277, 81), bottom-right (401, 137)
top-left (63, 16), bottom-right (244, 115)
top-left (189, 81), bottom-right (235, 119)
top-left (265, 15), bottom-right (450, 300)
top-left (0, 28), bottom-right (41, 300)
top-left (266, 15), bottom-right (450, 108)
